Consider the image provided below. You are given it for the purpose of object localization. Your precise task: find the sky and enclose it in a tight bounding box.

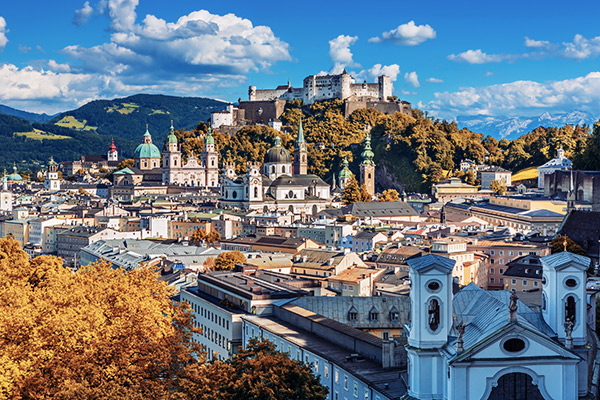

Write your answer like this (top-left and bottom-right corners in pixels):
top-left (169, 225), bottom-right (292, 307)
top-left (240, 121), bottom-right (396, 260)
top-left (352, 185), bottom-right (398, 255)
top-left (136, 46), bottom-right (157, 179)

top-left (1, 0), bottom-right (600, 119)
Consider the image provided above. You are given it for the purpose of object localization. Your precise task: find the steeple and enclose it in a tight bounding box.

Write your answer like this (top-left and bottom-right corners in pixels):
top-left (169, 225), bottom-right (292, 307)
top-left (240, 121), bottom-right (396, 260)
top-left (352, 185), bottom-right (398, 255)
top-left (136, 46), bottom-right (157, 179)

top-left (143, 125), bottom-right (152, 144)
top-left (360, 131), bottom-right (376, 197)
top-left (108, 138), bottom-right (118, 162)
top-left (167, 120), bottom-right (178, 144)
top-left (293, 119), bottom-right (308, 175)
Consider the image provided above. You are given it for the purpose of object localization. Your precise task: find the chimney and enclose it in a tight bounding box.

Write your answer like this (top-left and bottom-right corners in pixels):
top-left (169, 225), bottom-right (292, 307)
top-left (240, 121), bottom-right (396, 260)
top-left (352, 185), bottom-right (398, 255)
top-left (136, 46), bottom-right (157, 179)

top-left (381, 339), bottom-right (394, 368)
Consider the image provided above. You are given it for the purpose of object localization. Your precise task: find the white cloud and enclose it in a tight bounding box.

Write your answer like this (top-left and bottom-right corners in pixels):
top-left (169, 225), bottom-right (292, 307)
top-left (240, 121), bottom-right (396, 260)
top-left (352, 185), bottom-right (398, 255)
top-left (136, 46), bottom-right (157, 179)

top-left (447, 49), bottom-right (508, 64)
top-left (401, 90), bottom-right (417, 96)
top-left (363, 64), bottom-right (400, 81)
top-left (47, 60), bottom-right (72, 73)
top-left (368, 21), bottom-right (435, 46)
top-left (328, 35), bottom-right (359, 74)
top-left (485, 71), bottom-right (494, 77)
top-left (404, 71), bottom-right (420, 88)
top-left (524, 36), bottom-right (551, 49)
top-left (73, 1), bottom-right (94, 26)
top-left (107, 0), bottom-right (138, 32)
top-left (18, 44), bottom-right (31, 54)
top-left (426, 77), bottom-right (443, 83)
top-left (561, 34), bottom-right (600, 60)
top-left (0, 17), bottom-right (8, 52)
top-left (425, 72), bottom-right (600, 117)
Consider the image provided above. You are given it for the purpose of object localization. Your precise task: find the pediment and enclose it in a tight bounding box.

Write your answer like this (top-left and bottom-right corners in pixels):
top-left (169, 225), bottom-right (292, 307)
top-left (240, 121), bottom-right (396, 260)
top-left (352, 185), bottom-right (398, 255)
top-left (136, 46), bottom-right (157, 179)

top-left (450, 323), bottom-right (579, 364)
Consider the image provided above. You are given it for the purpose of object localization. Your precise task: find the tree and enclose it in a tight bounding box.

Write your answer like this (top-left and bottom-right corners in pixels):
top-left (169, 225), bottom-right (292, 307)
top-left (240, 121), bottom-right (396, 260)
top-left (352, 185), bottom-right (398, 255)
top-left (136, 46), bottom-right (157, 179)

top-left (214, 250), bottom-right (247, 271)
top-left (0, 237), bottom-right (203, 398)
top-left (342, 176), bottom-right (370, 204)
top-left (203, 256), bottom-right (216, 271)
top-left (379, 189), bottom-right (399, 202)
top-left (213, 339), bottom-right (328, 400)
top-left (342, 176), bottom-right (362, 205)
top-left (490, 179), bottom-right (507, 195)
top-left (550, 235), bottom-right (587, 256)
top-left (116, 158), bottom-right (134, 170)
top-left (206, 231), bottom-right (221, 244)
top-left (191, 227), bottom-right (207, 242)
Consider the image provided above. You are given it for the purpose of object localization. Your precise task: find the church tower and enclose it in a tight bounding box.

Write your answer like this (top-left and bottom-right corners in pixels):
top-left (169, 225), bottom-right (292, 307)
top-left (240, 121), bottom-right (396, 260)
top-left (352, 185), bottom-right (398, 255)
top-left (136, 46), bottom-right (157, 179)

top-left (406, 254), bottom-right (455, 399)
top-left (201, 127), bottom-right (219, 188)
top-left (360, 132), bottom-right (375, 196)
top-left (293, 119), bottom-right (307, 175)
top-left (45, 157), bottom-right (60, 192)
top-left (0, 170), bottom-right (13, 212)
top-left (107, 139), bottom-right (118, 162)
top-left (162, 121), bottom-right (181, 184)
top-left (338, 157), bottom-right (353, 190)
top-left (245, 161), bottom-right (263, 202)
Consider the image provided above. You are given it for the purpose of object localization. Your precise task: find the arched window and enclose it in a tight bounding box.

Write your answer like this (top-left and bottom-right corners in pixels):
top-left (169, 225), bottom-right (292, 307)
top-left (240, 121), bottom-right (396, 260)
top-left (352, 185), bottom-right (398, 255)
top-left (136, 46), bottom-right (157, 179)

top-left (282, 166), bottom-right (286, 173)
top-left (566, 296), bottom-right (576, 323)
top-left (254, 187), bottom-right (259, 198)
top-left (428, 299), bottom-right (440, 331)
top-left (271, 165), bottom-right (275, 173)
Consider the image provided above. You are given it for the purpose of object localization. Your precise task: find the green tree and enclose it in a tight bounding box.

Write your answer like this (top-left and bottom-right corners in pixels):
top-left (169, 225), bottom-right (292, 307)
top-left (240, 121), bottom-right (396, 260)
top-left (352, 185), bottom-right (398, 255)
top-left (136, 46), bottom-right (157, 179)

top-left (214, 250), bottom-right (247, 271)
top-left (191, 227), bottom-right (207, 242)
top-left (342, 176), bottom-right (362, 205)
top-left (116, 158), bottom-right (134, 170)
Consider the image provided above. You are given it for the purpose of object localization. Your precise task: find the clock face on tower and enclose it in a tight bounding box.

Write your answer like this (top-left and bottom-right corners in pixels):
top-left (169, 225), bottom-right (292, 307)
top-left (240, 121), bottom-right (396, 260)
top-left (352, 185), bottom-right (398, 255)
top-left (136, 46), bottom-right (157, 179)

top-left (253, 179), bottom-right (258, 184)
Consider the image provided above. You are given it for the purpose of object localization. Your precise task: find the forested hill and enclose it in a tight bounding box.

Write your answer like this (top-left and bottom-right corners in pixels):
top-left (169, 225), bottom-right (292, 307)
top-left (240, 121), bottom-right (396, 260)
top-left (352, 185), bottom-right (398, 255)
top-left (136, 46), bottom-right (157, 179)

top-left (50, 94), bottom-right (227, 141)
top-left (174, 99), bottom-right (599, 193)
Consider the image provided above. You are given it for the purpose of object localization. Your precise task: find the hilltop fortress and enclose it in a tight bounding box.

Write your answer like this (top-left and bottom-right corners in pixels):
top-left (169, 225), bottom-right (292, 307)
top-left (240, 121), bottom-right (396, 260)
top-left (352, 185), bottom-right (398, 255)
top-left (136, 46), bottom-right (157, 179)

top-left (211, 70), bottom-right (411, 131)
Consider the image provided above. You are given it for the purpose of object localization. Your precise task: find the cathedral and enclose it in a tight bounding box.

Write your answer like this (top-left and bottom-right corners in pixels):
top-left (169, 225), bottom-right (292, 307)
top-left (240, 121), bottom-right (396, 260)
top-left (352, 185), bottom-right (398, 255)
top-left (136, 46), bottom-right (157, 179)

top-left (112, 124), bottom-right (219, 200)
top-left (220, 120), bottom-right (331, 214)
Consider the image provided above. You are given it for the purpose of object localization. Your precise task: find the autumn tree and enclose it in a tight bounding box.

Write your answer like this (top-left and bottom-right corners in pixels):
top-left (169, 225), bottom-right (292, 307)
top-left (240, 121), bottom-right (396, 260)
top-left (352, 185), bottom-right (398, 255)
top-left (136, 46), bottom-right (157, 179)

top-left (116, 158), bottom-right (134, 170)
top-left (0, 237), bottom-right (203, 398)
top-left (550, 235), bottom-right (587, 256)
top-left (490, 179), bottom-right (507, 195)
top-left (342, 176), bottom-right (370, 204)
top-left (191, 227), bottom-right (207, 242)
top-left (214, 250), bottom-right (247, 271)
top-left (214, 339), bottom-right (328, 400)
top-left (206, 231), bottom-right (222, 244)
top-left (379, 189), bottom-right (399, 202)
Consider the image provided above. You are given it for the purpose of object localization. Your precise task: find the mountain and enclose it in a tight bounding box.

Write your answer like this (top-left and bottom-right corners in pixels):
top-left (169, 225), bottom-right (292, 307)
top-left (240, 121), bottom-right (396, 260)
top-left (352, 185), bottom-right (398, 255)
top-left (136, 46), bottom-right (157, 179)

top-left (50, 94), bottom-right (227, 142)
top-left (456, 111), bottom-right (596, 140)
top-left (0, 104), bottom-right (56, 123)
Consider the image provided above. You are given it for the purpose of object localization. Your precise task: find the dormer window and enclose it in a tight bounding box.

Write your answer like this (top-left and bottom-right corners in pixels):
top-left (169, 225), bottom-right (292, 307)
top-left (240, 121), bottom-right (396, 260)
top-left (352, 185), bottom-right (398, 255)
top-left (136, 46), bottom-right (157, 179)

top-left (348, 306), bottom-right (358, 321)
top-left (369, 306), bottom-right (378, 321)
top-left (389, 306), bottom-right (399, 321)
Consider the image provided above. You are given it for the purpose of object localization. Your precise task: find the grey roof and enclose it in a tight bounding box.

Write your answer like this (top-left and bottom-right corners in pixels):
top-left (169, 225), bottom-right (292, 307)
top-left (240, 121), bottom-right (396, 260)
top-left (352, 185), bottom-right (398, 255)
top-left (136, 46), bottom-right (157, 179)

top-left (407, 254), bottom-right (455, 272)
top-left (270, 174), bottom-right (329, 187)
top-left (343, 201), bottom-right (418, 218)
top-left (289, 296), bottom-right (410, 329)
top-left (503, 254), bottom-right (542, 278)
top-left (541, 251), bottom-right (591, 272)
top-left (450, 283), bottom-right (556, 355)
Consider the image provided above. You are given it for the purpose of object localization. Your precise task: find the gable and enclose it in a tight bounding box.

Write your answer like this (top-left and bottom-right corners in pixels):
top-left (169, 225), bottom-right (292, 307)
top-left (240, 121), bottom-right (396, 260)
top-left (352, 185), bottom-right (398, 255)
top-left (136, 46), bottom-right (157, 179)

top-left (451, 323), bottom-right (579, 364)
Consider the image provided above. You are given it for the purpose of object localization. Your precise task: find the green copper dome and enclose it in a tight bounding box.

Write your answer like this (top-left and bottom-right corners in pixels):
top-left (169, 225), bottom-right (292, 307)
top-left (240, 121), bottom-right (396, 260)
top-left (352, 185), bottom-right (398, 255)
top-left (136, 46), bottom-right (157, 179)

top-left (205, 127), bottom-right (214, 145)
top-left (264, 136), bottom-right (291, 164)
top-left (8, 164), bottom-right (22, 181)
top-left (134, 127), bottom-right (161, 159)
top-left (167, 122), bottom-right (178, 144)
top-left (339, 157), bottom-right (353, 179)
top-left (361, 133), bottom-right (375, 165)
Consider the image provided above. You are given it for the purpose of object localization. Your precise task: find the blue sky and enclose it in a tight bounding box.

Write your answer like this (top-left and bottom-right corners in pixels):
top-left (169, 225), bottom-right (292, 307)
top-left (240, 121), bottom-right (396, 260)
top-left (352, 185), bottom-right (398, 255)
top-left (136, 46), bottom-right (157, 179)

top-left (1, 0), bottom-right (600, 119)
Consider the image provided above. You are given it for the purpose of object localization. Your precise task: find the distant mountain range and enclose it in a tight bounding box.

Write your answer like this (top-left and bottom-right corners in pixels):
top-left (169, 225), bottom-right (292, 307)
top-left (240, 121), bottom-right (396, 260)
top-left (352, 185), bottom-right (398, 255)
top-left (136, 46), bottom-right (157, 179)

top-left (0, 104), bottom-right (57, 123)
top-left (455, 111), bottom-right (597, 140)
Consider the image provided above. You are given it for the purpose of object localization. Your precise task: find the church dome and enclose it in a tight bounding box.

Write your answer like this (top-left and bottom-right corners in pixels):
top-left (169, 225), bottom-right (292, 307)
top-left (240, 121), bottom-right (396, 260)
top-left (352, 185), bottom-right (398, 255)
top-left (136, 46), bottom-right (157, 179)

top-left (8, 164), bottom-right (22, 181)
top-left (264, 136), bottom-right (291, 164)
top-left (134, 128), bottom-right (161, 159)
top-left (339, 157), bottom-right (352, 179)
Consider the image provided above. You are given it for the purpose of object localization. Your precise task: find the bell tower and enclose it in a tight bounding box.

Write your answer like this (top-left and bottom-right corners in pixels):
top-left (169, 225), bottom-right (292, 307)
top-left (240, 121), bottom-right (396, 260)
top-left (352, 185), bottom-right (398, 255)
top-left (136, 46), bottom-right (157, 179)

top-left (162, 121), bottom-right (181, 184)
top-left (406, 254), bottom-right (455, 399)
top-left (293, 119), bottom-right (307, 175)
top-left (360, 132), bottom-right (375, 197)
top-left (201, 127), bottom-right (219, 188)
top-left (107, 139), bottom-right (118, 162)
top-left (45, 157), bottom-right (60, 192)
top-left (246, 161), bottom-right (262, 202)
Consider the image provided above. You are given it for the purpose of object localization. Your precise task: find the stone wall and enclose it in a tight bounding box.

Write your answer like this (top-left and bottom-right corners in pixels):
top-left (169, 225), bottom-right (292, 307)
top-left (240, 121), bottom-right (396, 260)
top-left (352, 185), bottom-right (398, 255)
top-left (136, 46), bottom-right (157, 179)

top-left (344, 100), bottom-right (411, 118)
top-left (238, 100), bottom-right (286, 125)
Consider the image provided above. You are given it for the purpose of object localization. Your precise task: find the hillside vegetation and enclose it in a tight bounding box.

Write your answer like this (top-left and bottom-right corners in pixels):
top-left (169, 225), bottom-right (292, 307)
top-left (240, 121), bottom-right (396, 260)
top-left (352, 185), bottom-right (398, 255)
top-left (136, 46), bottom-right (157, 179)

top-left (175, 100), bottom-right (597, 192)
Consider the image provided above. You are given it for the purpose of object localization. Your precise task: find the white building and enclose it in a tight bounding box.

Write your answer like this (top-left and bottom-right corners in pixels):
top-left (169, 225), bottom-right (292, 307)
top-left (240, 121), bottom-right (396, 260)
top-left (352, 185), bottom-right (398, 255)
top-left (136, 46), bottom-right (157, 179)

top-left (480, 166), bottom-right (512, 190)
top-left (249, 70), bottom-right (392, 105)
top-left (538, 147), bottom-right (572, 189)
top-left (405, 252), bottom-right (591, 399)
top-left (44, 157), bottom-right (60, 192)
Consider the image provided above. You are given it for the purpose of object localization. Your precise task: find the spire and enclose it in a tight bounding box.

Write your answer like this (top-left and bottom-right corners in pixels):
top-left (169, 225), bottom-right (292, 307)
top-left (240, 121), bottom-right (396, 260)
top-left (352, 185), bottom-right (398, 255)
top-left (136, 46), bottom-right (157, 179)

top-left (297, 118), bottom-right (305, 144)
top-left (144, 124), bottom-right (150, 136)
top-left (167, 121), bottom-right (178, 144)
top-left (205, 126), bottom-right (214, 145)
top-left (109, 138), bottom-right (117, 152)
top-left (361, 133), bottom-right (375, 165)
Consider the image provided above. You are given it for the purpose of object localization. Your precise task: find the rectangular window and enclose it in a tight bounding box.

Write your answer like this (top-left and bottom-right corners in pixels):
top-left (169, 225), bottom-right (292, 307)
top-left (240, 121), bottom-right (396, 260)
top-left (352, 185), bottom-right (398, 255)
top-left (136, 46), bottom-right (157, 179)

top-left (512, 279), bottom-right (516, 285)
top-left (523, 280), bottom-right (527, 286)
top-left (490, 268), bottom-right (495, 274)
top-left (534, 281), bottom-right (539, 287)
top-left (344, 376), bottom-right (348, 390)
top-left (382, 331), bottom-right (389, 340)
top-left (325, 365), bottom-right (329, 378)
top-left (499, 250), bottom-right (504, 256)
top-left (490, 250), bottom-right (495, 256)
top-left (354, 382), bottom-right (358, 397)
top-left (509, 251), bottom-right (514, 256)
top-left (491, 277), bottom-right (495, 283)
top-left (314, 360), bottom-right (318, 373)
top-left (335, 370), bottom-right (338, 383)
top-left (500, 269), bottom-right (504, 274)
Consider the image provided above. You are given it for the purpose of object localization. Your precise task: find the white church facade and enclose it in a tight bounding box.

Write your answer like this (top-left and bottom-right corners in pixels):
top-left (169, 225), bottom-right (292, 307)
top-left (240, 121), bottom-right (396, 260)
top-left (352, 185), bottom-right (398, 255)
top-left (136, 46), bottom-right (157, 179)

top-left (406, 252), bottom-right (592, 399)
